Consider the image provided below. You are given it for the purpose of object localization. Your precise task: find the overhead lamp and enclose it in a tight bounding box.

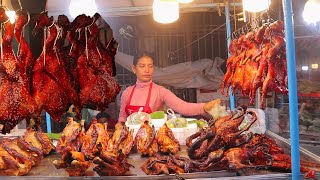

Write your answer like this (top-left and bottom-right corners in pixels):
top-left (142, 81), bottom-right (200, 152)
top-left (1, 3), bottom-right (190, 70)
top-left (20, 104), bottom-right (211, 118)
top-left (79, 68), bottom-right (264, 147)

top-left (302, 66), bottom-right (309, 71)
top-left (69, 0), bottom-right (97, 18)
top-left (303, 0), bottom-right (320, 24)
top-left (311, 64), bottom-right (319, 69)
top-left (153, 0), bottom-right (179, 24)
top-left (5, 11), bottom-right (16, 23)
top-left (178, 0), bottom-right (193, 3)
top-left (242, 0), bottom-right (271, 12)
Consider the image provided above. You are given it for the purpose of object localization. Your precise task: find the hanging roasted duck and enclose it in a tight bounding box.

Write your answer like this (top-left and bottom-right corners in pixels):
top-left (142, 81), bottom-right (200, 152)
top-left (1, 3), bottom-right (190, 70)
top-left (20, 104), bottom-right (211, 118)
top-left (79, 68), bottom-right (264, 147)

top-left (76, 13), bottom-right (120, 110)
top-left (32, 11), bottom-right (79, 122)
top-left (0, 10), bottom-right (40, 134)
top-left (221, 21), bottom-right (288, 108)
top-left (135, 121), bottom-right (158, 156)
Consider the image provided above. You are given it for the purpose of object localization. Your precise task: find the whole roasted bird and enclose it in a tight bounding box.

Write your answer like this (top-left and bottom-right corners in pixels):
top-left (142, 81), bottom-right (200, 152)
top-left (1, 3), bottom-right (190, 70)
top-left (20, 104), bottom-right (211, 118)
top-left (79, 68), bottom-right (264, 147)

top-left (53, 147), bottom-right (91, 176)
top-left (156, 124), bottom-right (180, 154)
top-left (221, 21), bottom-right (288, 108)
top-left (107, 122), bottom-right (134, 156)
top-left (82, 119), bottom-right (109, 159)
top-left (56, 119), bottom-right (85, 154)
top-left (76, 14), bottom-right (120, 110)
top-left (93, 150), bottom-right (133, 176)
top-left (0, 13), bottom-right (39, 134)
top-left (23, 128), bottom-right (55, 155)
top-left (32, 11), bottom-right (79, 122)
top-left (135, 121), bottom-right (158, 156)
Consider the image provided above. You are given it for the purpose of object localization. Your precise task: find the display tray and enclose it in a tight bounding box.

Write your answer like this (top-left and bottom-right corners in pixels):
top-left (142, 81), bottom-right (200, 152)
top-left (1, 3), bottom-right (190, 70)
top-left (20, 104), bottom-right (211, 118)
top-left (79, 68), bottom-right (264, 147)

top-left (2, 132), bottom-right (319, 179)
top-left (238, 130), bottom-right (320, 178)
top-left (19, 146), bottom-right (236, 179)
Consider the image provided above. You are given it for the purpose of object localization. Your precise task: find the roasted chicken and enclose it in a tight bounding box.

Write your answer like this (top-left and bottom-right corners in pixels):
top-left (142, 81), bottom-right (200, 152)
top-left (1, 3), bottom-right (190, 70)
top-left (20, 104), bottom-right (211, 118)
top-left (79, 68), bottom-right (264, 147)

top-left (56, 119), bottom-right (85, 154)
top-left (156, 124), bottom-right (180, 154)
top-left (135, 121), bottom-right (158, 156)
top-left (23, 128), bottom-right (55, 155)
top-left (82, 119), bottom-right (109, 159)
top-left (107, 122), bottom-right (134, 156)
top-left (53, 147), bottom-right (91, 176)
top-left (93, 151), bottom-right (133, 176)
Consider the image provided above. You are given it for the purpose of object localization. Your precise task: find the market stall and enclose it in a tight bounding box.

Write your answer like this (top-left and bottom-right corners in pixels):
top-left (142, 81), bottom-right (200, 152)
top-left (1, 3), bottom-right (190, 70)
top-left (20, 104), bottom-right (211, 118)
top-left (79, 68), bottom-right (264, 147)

top-left (0, 0), bottom-right (320, 179)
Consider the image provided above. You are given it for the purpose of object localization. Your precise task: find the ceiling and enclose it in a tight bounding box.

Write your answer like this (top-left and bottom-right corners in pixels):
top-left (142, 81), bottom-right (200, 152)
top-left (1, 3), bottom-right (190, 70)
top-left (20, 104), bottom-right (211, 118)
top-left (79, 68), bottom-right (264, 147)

top-left (46, 0), bottom-right (242, 18)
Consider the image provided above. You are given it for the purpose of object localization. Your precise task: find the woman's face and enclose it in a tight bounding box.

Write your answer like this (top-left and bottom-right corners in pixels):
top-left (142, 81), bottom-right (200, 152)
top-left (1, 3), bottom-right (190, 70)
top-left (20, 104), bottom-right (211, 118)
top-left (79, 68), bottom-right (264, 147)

top-left (132, 56), bottom-right (154, 82)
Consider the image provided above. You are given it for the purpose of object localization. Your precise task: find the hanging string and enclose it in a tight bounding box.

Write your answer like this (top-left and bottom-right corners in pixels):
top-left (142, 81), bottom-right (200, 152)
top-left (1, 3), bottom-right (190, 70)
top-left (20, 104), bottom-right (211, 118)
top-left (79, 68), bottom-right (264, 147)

top-left (0, 24), bottom-right (3, 64)
top-left (85, 26), bottom-right (89, 60)
top-left (18, 0), bottom-right (22, 9)
top-left (53, 24), bottom-right (62, 65)
top-left (43, 27), bottom-right (47, 66)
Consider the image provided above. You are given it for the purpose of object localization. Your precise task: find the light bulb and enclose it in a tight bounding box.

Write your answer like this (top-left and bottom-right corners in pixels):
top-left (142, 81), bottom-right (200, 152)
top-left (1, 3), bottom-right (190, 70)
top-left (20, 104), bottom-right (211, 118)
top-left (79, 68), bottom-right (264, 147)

top-left (178, 0), bottom-right (193, 3)
top-left (242, 0), bottom-right (271, 12)
top-left (69, 0), bottom-right (97, 18)
top-left (5, 11), bottom-right (16, 23)
top-left (153, 0), bottom-right (179, 24)
top-left (302, 66), bottom-right (309, 71)
top-left (303, 0), bottom-right (320, 24)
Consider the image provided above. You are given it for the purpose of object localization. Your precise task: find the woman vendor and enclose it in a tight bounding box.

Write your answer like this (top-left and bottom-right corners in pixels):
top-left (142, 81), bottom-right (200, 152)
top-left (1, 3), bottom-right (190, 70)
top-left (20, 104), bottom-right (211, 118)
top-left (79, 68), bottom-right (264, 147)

top-left (118, 54), bottom-right (222, 122)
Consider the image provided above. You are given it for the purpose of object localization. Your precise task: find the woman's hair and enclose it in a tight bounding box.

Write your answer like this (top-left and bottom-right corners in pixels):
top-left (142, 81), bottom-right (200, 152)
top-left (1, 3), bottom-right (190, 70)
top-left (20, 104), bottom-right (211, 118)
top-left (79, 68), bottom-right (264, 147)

top-left (133, 53), bottom-right (154, 65)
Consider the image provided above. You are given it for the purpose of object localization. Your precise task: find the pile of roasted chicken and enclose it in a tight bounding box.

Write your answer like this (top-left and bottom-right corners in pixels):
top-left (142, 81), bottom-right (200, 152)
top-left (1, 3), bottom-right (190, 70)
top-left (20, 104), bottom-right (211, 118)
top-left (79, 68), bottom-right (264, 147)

top-left (0, 9), bottom-right (120, 134)
top-left (221, 21), bottom-right (287, 108)
top-left (0, 129), bottom-right (55, 176)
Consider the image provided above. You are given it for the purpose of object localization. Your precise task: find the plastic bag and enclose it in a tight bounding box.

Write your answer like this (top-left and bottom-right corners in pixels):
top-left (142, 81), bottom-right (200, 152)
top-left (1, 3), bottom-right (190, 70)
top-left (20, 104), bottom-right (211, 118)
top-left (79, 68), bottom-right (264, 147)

top-left (165, 109), bottom-right (187, 128)
top-left (127, 107), bottom-right (151, 125)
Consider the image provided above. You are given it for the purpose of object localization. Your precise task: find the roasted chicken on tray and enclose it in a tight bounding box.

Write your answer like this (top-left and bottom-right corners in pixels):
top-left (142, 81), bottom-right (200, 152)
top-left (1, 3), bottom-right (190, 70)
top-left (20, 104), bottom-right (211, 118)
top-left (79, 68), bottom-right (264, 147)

top-left (53, 147), bottom-right (91, 176)
top-left (23, 128), bottom-right (55, 155)
top-left (135, 121), bottom-right (158, 156)
top-left (56, 119), bottom-right (85, 154)
top-left (107, 122), bottom-right (134, 156)
top-left (82, 119), bottom-right (110, 159)
top-left (93, 151), bottom-right (133, 176)
top-left (156, 124), bottom-right (180, 154)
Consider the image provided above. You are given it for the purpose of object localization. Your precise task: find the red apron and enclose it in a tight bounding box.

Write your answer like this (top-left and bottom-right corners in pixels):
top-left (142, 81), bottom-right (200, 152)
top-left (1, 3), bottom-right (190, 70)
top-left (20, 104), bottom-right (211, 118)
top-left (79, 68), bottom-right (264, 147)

top-left (125, 83), bottom-right (153, 115)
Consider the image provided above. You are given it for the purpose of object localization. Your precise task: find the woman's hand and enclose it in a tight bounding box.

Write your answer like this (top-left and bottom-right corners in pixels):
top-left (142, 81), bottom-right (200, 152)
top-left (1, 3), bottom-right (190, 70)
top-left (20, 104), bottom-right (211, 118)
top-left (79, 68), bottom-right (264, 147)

top-left (203, 99), bottom-right (228, 119)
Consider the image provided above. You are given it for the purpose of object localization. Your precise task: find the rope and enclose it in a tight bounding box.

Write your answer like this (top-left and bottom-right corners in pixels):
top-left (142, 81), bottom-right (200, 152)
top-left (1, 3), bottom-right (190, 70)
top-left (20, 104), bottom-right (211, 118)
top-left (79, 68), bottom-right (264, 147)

top-left (18, 0), bottom-right (22, 9)
top-left (85, 27), bottom-right (89, 60)
top-left (0, 25), bottom-right (3, 64)
top-left (43, 27), bottom-right (47, 66)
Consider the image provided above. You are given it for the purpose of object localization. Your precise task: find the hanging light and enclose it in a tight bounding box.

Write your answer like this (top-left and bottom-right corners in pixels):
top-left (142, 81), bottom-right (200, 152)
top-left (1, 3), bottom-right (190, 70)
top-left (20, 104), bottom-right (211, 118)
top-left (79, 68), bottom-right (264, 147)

top-left (69, 0), bottom-right (97, 18)
top-left (153, 0), bottom-right (179, 24)
top-left (242, 0), bottom-right (271, 12)
top-left (5, 11), bottom-right (16, 23)
top-left (303, 0), bottom-right (320, 24)
top-left (178, 0), bottom-right (193, 3)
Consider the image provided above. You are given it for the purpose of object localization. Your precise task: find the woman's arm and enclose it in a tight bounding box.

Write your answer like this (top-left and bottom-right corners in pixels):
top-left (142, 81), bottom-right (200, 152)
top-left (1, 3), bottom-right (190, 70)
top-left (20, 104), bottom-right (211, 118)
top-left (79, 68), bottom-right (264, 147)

top-left (118, 89), bottom-right (130, 122)
top-left (160, 87), bottom-right (205, 116)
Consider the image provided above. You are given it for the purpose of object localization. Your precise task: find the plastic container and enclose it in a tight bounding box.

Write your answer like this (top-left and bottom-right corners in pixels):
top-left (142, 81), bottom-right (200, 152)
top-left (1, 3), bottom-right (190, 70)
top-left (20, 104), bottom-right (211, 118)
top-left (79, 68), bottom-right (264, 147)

top-left (170, 123), bottom-right (198, 145)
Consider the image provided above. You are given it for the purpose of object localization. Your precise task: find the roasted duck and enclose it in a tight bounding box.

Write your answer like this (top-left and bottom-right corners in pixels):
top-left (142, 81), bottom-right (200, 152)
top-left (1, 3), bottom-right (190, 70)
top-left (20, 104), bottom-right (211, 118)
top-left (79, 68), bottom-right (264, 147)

top-left (32, 11), bottom-right (79, 122)
top-left (156, 124), bottom-right (180, 154)
top-left (53, 147), bottom-right (91, 176)
top-left (0, 12), bottom-right (39, 134)
top-left (93, 151), bottom-right (133, 176)
top-left (56, 119), bottom-right (85, 154)
top-left (187, 106), bottom-right (256, 160)
top-left (23, 128), bottom-right (55, 155)
top-left (141, 154), bottom-right (186, 175)
top-left (82, 119), bottom-right (109, 159)
top-left (107, 122), bottom-right (134, 156)
top-left (135, 121), bottom-right (158, 156)
top-left (221, 21), bottom-right (288, 108)
top-left (76, 13), bottom-right (120, 110)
